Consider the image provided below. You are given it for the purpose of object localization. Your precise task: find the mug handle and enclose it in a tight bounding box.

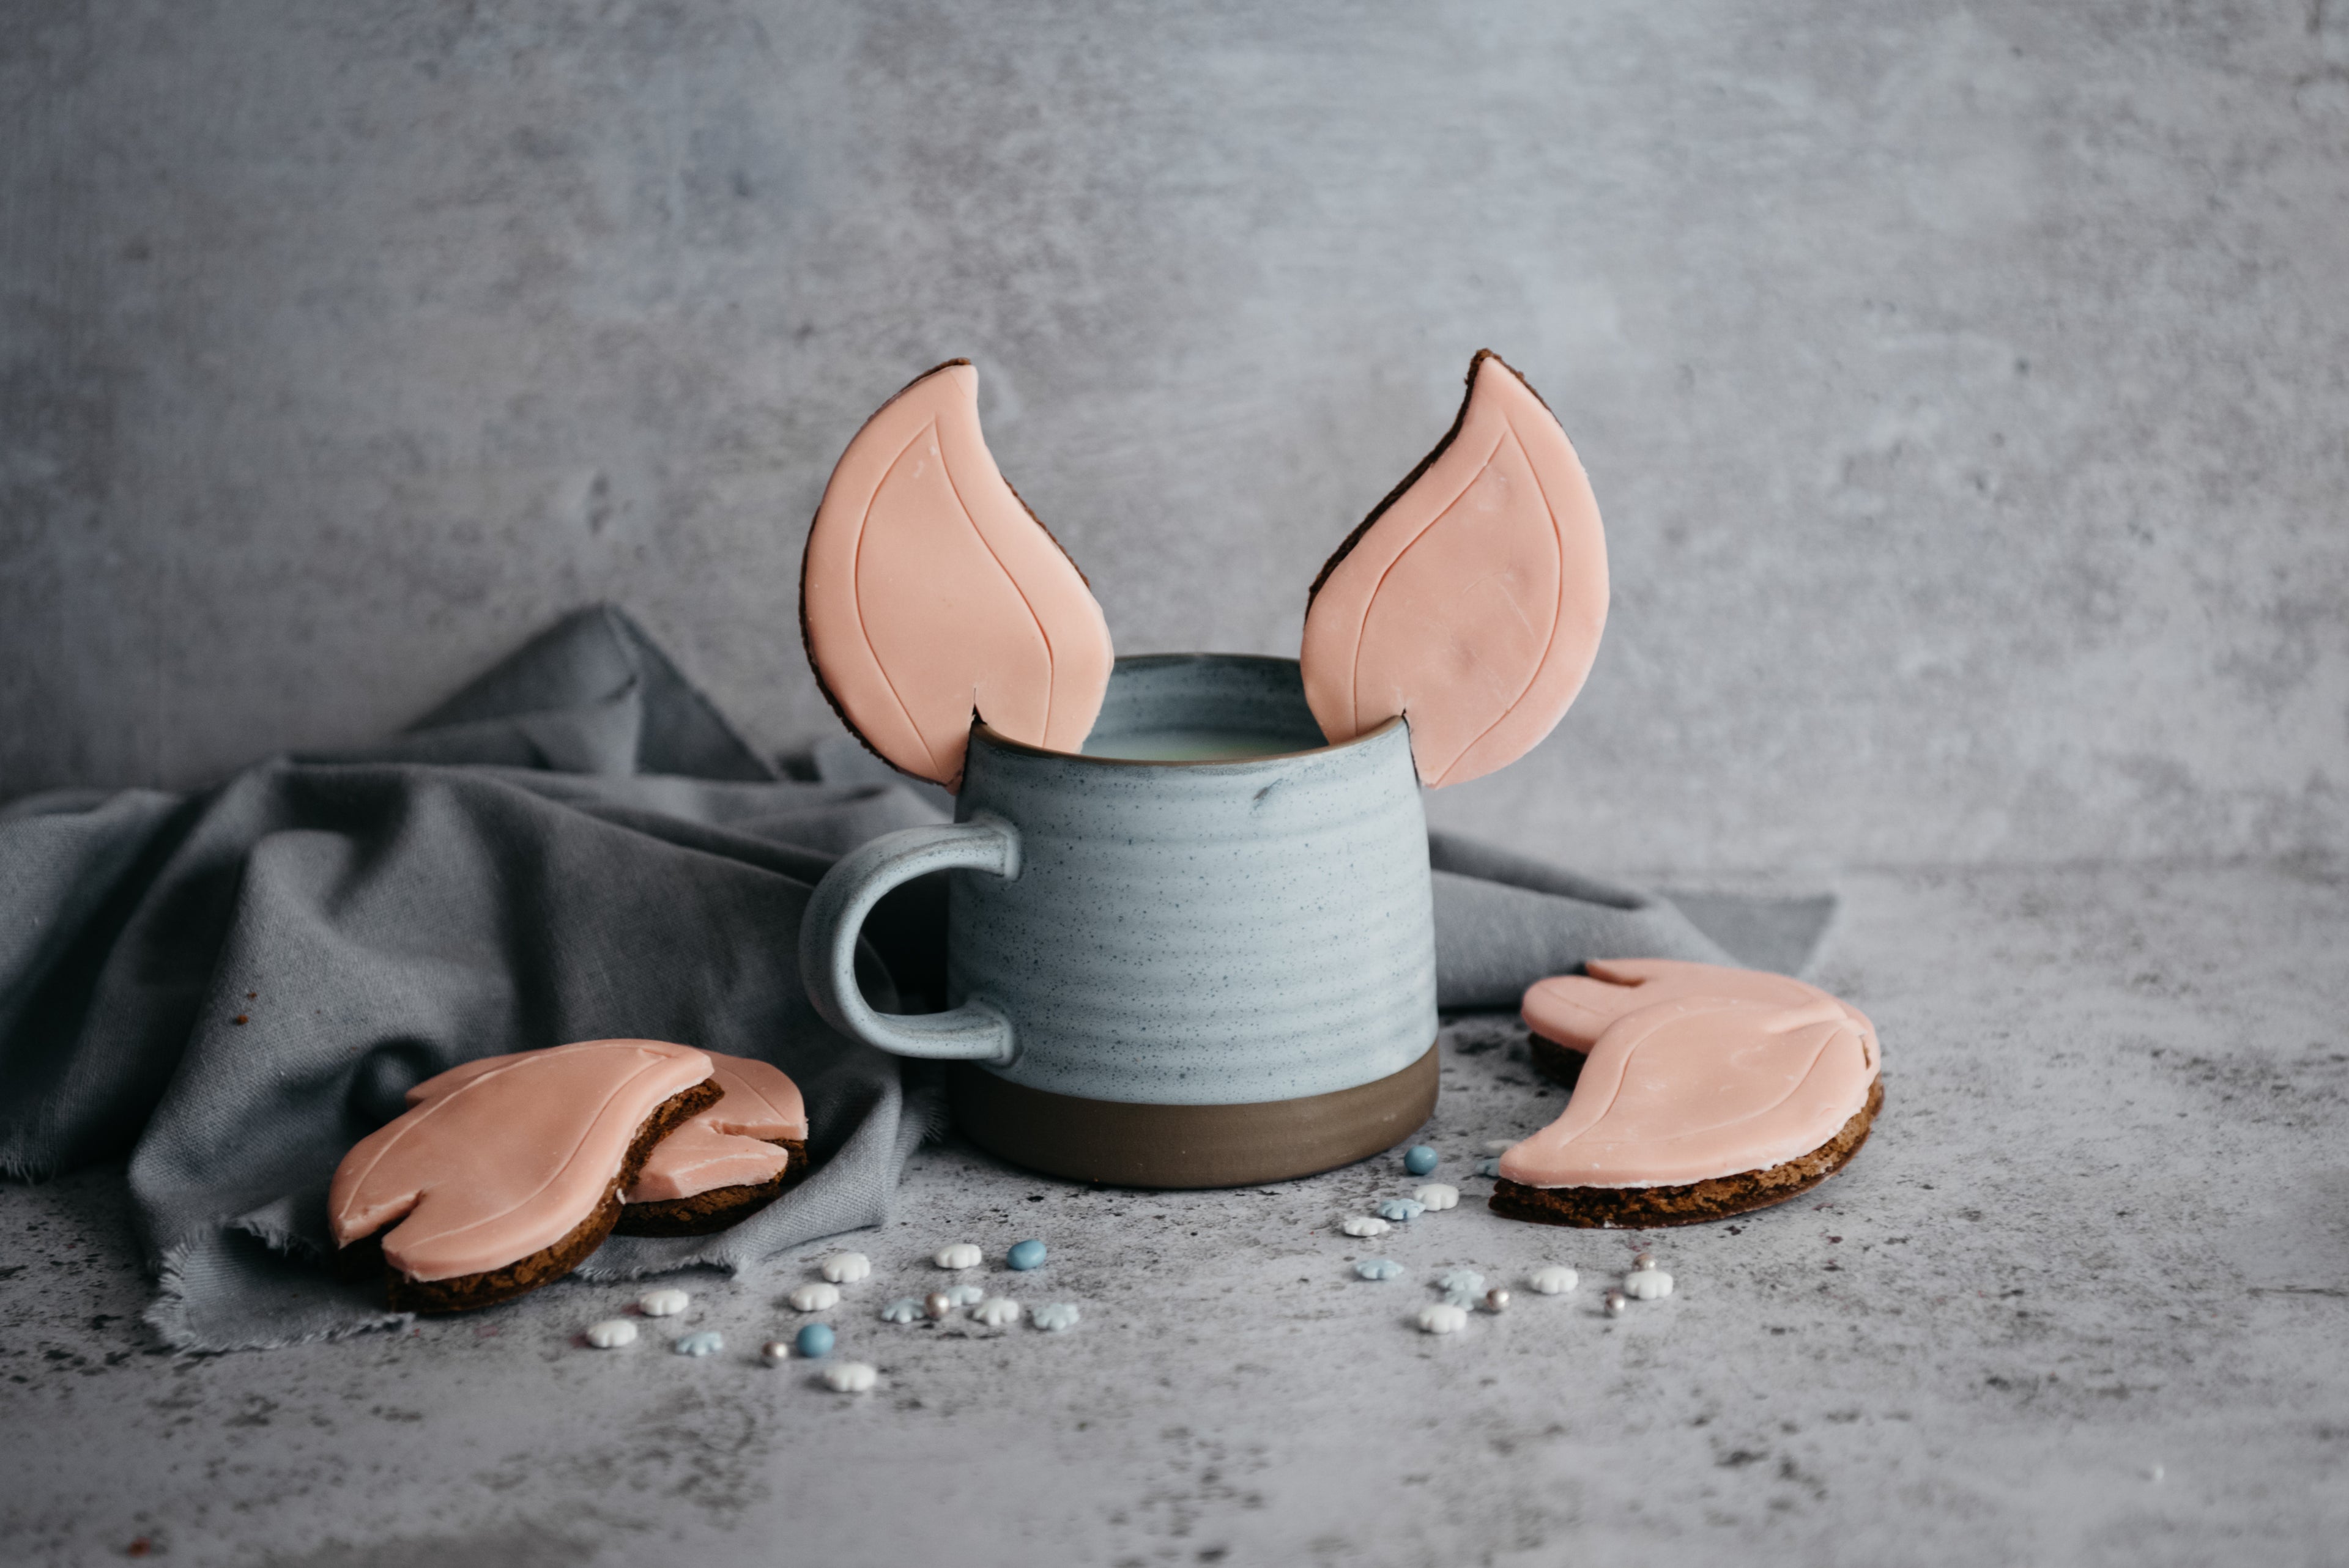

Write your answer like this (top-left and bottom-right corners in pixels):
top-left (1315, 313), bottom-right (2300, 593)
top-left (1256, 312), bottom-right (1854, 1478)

top-left (799, 813), bottom-right (1022, 1065)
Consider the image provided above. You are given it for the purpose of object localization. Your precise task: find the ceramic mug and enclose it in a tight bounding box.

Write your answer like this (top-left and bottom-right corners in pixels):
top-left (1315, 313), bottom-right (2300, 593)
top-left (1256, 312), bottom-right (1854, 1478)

top-left (800, 653), bottom-right (1438, 1187)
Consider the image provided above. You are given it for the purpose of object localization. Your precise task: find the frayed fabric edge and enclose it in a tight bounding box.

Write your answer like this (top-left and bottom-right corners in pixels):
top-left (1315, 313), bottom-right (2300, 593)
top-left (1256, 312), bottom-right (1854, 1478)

top-left (143, 1240), bottom-right (412, 1353)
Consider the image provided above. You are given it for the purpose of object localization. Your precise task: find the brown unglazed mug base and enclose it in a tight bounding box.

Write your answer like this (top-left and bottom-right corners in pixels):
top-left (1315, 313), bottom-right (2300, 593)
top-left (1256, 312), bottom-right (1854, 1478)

top-left (614, 1138), bottom-right (811, 1237)
top-left (344, 1078), bottom-right (724, 1315)
top-left (1488, 1078), bottom-right (1885, 1230)
top-left (950, 1043), bottom-right (1438, 1189)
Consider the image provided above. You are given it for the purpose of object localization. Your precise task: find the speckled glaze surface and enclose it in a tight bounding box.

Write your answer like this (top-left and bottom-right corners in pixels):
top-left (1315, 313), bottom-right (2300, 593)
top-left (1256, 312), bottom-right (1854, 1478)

top-left (803, 655), bottom-right (1438, 1108)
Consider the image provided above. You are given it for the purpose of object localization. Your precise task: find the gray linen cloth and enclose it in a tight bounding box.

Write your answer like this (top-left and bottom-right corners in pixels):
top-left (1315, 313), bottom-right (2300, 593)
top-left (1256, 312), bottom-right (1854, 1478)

top-left (0, 607), bottom-right (1827, 1351)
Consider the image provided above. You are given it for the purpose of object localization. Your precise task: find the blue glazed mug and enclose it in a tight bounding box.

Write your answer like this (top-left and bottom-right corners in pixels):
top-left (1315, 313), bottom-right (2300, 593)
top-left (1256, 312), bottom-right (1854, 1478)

top-left (799, 654), bottom-right (1438, 1186)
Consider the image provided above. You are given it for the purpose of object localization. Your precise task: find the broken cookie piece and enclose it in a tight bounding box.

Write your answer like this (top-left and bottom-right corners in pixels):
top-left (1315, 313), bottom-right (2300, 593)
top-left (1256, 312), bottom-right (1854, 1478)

top-left (329, 1039), bottom-right (719, 1312)
top-left (616, 1052), bottom-right (810, 1237)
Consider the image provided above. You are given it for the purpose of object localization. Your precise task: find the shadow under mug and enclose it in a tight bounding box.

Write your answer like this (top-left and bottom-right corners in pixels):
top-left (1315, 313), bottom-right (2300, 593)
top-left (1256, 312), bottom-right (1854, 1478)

top-left (800, 654), bottom-right (1438, 1187)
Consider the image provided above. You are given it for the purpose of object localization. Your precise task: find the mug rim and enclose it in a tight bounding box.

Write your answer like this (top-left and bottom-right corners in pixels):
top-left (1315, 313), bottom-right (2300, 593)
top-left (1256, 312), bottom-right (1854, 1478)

top-left (970, 652), bottom-right (1408, 771)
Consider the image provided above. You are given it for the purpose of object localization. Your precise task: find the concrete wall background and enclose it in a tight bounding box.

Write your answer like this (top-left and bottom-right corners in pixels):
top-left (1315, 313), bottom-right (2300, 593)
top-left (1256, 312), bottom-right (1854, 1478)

top-left (3, 1), bottom-right (2343, 874)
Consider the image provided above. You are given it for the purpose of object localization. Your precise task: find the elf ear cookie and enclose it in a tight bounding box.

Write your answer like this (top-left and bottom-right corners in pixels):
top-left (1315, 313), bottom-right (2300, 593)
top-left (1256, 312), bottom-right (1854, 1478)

top-left (1301, 350), bottom-right (1608, 788)
top-left (800, 360), bottom-right (1116, 790)
top-left (615, 1052), bottom-right (810, 1237)
top-left (1522, 958), bottom-right (1878, 1082)
top-left (1491, 996), bottom-right (1881, 1229)
top-left (329, 1040), bottom-right (719, 1312)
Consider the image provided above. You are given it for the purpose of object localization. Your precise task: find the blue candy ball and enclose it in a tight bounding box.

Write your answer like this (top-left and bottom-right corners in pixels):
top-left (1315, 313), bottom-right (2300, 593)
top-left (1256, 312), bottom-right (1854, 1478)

top-left (1007, 1239), bottom-right (1048, 1271)
top-left (1404, 1145), bottom-right (1439, 1176)
top-left (795, 1322), bottom-right (836, 1359)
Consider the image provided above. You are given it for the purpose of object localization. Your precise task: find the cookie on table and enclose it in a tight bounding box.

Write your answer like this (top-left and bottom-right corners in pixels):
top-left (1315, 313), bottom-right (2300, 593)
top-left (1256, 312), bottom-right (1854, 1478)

top-left (330, 1040), bottom-right (719, 1312)
top-left (615, 1052), bottom-right (809, 1237)
top-left (1519, 956), bottom-right (1878, 1087)
top-left (1491, 975), bottom-right (1882, 1229)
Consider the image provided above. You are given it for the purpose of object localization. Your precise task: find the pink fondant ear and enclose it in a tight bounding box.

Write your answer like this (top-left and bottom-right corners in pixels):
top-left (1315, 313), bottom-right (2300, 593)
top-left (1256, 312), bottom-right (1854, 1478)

top-left (1523, 959), bottom-right (1879, 1063)
top-left (1301, 350), bottom-right (1608, 787)
top-left (1496, 999), bottom-right (1874, 1190)
top-left (800, 361), bottom-right (1115, 789)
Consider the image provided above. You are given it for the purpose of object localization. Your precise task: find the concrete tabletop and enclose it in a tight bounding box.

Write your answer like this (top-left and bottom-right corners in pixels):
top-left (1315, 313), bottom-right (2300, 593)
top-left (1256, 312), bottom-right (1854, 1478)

top-left (3, 857), bottom-right (2344, 1566)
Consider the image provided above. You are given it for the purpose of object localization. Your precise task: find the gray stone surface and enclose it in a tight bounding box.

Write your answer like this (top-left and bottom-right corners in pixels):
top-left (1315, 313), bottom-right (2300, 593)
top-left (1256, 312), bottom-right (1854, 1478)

top-left (4, 2), bottom-right (2347, 870)
top-left (2, 860), bottom-right (2344, 1565)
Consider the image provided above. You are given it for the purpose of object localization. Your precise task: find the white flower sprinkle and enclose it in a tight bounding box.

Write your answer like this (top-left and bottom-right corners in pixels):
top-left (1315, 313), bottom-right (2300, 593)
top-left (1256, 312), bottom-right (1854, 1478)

top-left (1414, 1183), bottom-right (1460, 1211)
top-left (1417, 1303), bottom-right (1469, 1334)
top-left (970, 1297), bottom-right (1022, 1327)
top-left (1527, 1265), bottom-right (1578, 1296)
top-left (584, 1319), bottom-right (637, 1349)
top-left (637, 1288), bottom-right (689, 1318)
top-left (787, 1282), bottom-right (841, 1312)
top-left (822, 1361), bottom-right (878, 1392)
top-left (821, 1252), bottom-right (872, 1284)
top-left (935, 1243), bottom-right (983, 1270)
top-left (1623, 1269), bottom-right (1674, 1301)
top-left (1340, 1216), bottom-right (1391, 1238)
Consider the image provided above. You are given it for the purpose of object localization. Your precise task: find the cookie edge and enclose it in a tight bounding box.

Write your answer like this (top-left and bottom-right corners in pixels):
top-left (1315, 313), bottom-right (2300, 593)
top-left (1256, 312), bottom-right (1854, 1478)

top-left (346, 1076), bottom-right (725, 1314)
top-left (1486, 1077), bottom-right (1884, 1229)
top-left (612, 1137), bottom-right (811, 1237)
top-left (796, 358), bottom-right (1100, 786)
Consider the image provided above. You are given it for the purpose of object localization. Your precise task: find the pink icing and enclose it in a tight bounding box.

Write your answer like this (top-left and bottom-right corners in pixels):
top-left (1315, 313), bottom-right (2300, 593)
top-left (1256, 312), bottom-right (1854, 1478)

top-left (1301, 350), bottom-right (1608, 788)
top-left (329, 1039), bottom-right (713, 1282)
top-left (801, 360), bottom-right (1115, 789)
top-left (1523, 957), bottom-right (1877, 1066)
top-left (1497, 996), bottom-right (1874, 1189)
top-left (623, 1053), bottom-right (807, 1204)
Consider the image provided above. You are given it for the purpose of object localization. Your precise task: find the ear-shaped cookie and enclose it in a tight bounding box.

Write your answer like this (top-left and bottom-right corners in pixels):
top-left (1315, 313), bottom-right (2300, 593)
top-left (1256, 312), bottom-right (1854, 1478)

top-left (1503, 1000), bottom-right (1869, 1192)
top-left (800, 360), bottom-right (1115, 789)
top-left (1523, 958), bottom-right (1879, 1060)
top-left (1301, 350), bottom-right (1608, 787)
top-left (331, 1039), bottom-right (718, 1311)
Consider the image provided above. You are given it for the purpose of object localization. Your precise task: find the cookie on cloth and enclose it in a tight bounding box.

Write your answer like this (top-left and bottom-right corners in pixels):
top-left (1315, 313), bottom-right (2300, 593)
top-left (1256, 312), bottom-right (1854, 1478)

top-left (330, 1040), bottom-right (719, 1312)
top-left (1490, 985), bottom-right (1882, 1229)
top-left (615, 1052), bottom-right (810, 1237)
top-left (1520, 956), bottom-right (1878, 1088)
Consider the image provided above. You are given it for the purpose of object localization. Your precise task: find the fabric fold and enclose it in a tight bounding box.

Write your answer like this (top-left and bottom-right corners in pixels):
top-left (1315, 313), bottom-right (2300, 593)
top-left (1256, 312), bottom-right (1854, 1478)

top-left (0, 604), bottom-right (1833, 1350)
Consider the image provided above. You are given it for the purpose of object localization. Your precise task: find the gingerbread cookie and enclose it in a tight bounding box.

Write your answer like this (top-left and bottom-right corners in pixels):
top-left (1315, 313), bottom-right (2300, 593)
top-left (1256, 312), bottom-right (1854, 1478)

top-left (1520, 956), bottom-right (1877, 1087)
top-left (616, 1052), bottom-right (810, 1237)
top-left (329, 1040), bottom-right (719, 1312)
top-left (800, 360), bottom-right (1116, 790)
top-left (1301, 350), bottom-right (1608, 788)
top-left (1491, 983), bottom-right (1882, 1229)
